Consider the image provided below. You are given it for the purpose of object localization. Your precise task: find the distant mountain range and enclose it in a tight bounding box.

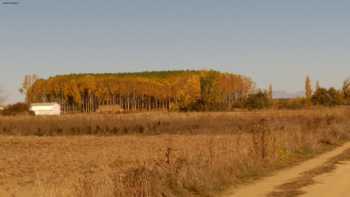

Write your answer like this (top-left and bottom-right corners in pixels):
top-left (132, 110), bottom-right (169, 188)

top-left (273, 90), bottom-right (305, 99)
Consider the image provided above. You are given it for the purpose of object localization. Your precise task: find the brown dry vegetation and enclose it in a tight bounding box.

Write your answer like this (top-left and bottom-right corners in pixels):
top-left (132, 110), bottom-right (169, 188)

top-left (0, 108), bottom-right (350, 197)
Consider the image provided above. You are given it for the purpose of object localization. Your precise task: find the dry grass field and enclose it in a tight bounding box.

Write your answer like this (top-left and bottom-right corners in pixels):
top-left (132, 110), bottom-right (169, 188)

top-left (1, 108), bottom-right (350, 197)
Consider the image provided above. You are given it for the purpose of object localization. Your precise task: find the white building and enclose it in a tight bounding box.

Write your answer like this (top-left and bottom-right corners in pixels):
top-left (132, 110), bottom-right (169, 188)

top-left (30, 103), bottom-right (61, 116)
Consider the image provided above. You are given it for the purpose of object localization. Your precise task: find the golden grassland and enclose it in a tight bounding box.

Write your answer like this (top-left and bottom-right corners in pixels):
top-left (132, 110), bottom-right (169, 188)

top-left (0, 107), bottom-right (350, 197)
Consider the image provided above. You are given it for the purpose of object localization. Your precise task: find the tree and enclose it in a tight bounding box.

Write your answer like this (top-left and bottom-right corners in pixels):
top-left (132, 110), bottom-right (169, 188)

top-left (19, 74), bottom-right (39, 103)
top-left (200, 72), bottom-right (223, 109)
top-left (27, 70), bottom-right (255, 112)
top-left (1, 102), bottom-right (30, 116)
top-left (305, 76), bottom-right (313, 99)
top-left (343, 78), bottom-right (350, 103)
top-left (311, 87), bottom-right (343, 106)
top-left (0, 87), bottom-right (5, 105)
top-left (315, 80), bottom-right (320, 91)
top-left (268, 84), bottom-right (273, 100)
top-left (244, 90), bottom-right (272, 110)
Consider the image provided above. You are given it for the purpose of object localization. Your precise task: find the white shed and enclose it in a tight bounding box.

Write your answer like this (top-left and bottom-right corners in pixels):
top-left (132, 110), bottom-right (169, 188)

top-left (30, 103), bottom-right (61, 116)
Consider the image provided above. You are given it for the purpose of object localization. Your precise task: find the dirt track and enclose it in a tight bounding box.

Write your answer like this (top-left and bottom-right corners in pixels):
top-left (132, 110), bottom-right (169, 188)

top-left (300, 161), bottom-right (350, 197)
top-left (224, 143), bottom-right (350, 197)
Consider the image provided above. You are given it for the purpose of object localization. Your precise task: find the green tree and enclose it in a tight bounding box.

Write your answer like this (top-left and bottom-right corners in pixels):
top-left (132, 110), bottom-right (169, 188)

top-left (200, 72), bottom-right (223, 110)
top-left (311, 87), bottom-right (343, 106)
top-left (244, 91), bottom-right (272, 110)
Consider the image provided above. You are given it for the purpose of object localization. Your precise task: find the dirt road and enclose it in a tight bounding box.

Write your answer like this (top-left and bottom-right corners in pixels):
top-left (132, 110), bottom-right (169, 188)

top-left (224, 143), bottom-right (350, 197)
top-left (300, 161), bottom-right (350, 197)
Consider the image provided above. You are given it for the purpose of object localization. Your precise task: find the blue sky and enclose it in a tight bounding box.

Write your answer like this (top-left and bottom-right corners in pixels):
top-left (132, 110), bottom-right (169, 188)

top-left (1, 0), bottom-right (350, 103)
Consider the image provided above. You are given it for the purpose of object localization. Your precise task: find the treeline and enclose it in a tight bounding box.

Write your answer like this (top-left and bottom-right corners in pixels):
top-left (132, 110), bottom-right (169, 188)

top-left (248, 77), bottom-right (350, 110)
top-left (300, 77), bottom-right (350, 107)
top-left (27, 70), bottom-right (254, 112)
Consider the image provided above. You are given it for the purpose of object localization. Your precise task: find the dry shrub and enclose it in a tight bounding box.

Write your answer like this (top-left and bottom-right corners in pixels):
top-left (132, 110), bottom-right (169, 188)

top-left (1, 107), bottom-right (350, 197)
top-left (0, 107), bottom-right (349, 136)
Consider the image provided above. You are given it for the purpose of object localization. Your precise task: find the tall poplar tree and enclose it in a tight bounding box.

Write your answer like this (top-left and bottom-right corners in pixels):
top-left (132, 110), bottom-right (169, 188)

top-left (268, 84), bottom-right (273, 100)
top-left (19, 74), bottom-right (39, 103)
top-left (0, 88), bottom-right (5, 105)
top-left (315, 80), bottom-right (320, 91)
top-left (305, 76), bottom-right (313, 99)
top-left (343, 78), bottom-right (350, 101)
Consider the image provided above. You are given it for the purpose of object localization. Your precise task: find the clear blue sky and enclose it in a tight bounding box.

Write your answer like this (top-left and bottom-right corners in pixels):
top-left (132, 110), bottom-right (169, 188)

top-left (1, 0), bottom-right (350, 103)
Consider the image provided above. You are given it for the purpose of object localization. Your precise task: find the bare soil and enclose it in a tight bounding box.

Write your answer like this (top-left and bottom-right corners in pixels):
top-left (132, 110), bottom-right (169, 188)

top-left (223, 142), bottom-right (350, 197)
top-left (300, 161), bottom-right (350, 197)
